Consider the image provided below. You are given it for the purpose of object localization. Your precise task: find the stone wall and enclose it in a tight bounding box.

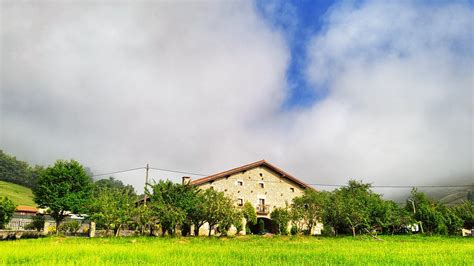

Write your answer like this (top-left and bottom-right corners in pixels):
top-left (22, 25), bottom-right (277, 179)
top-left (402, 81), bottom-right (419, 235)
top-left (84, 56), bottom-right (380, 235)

top-left (197, 165), bottom-right (305, 219)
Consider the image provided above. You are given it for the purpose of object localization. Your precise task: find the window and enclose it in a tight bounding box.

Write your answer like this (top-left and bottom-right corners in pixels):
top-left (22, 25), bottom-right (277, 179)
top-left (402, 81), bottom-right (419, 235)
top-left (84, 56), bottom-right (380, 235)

top-left (259, 173), bottom-right (263, 177)
top-left (237, 198), bottom-right (243, 206)
top-left (290, 187), bottom-right (295, 192)
top-left (259, 182), bottom-right (265, 188)
top-left (259, 198), bottom-right (265, 205)
top-left (237, 180), bottom-right (243, 186)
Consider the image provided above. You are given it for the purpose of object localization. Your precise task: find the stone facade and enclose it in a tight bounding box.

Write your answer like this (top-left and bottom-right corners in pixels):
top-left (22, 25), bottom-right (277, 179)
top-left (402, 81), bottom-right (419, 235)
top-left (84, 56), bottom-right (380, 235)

top-left (188, 160), bottom-right (320, 235)
top-left (195, 165), bottom-right (305, 218)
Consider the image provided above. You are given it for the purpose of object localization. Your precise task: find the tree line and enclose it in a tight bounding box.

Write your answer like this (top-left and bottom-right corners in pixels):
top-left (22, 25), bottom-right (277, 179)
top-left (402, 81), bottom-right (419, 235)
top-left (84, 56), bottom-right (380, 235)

top-left (0, 150), bottom-right (43, 189)
top-left (1, 159), bottom-right (472, 237)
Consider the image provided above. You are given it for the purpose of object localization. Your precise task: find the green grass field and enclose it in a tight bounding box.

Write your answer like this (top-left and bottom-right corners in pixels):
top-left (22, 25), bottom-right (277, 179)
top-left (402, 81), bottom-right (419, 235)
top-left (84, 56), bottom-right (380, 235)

top-left (0, 235), bottom-right (472, 265)
top-left (0, 180), bottom-right (35, 206)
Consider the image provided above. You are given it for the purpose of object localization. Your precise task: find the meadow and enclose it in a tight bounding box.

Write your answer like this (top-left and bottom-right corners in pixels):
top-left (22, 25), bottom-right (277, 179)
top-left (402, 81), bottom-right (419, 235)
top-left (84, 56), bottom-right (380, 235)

top-left (0, 235), bottom-right (472, 265)
top-left (0, 181), bottom-right (35, 207)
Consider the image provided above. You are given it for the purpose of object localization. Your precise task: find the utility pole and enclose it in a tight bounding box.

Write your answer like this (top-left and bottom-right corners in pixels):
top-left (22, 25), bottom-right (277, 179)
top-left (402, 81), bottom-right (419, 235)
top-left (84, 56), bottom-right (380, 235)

top-left (143, 163), bottom-right (149, 206)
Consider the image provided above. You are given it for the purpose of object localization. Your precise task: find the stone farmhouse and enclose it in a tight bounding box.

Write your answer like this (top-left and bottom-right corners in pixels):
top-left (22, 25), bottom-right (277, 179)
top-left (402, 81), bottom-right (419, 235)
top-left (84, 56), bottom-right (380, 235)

top-left (183, 160), bottom-right (321, 235)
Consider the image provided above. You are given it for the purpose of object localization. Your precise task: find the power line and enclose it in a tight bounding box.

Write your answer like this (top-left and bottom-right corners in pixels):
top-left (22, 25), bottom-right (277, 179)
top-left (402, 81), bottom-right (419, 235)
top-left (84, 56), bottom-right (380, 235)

top-left (92, 167), bottom-right (145, 177)
top-left (148, 167), bottom-right (207, 176)
top-left (309, 184), bottom-right (473, 188)
top-left (91, 165), bottom-right (473, 189)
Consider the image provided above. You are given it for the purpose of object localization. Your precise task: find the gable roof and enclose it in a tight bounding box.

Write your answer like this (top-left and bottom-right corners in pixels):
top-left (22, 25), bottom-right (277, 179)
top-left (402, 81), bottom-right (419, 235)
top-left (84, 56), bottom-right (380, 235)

top-left (15, 205), bottom-right (38, 213)
top-left (191, 160), bottom-right (314, 190)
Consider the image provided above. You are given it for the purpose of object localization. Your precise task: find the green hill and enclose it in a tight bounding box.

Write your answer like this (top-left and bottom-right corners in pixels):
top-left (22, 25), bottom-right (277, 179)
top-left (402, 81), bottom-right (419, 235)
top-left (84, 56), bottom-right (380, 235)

top-left (0, 180), bottom-right (36, 207)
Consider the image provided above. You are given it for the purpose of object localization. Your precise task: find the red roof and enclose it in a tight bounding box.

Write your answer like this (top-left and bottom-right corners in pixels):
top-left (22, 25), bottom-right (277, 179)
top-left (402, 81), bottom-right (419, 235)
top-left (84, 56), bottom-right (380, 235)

top-left (191, 160), bottom-right (315, 190)
top-left (15, 205), bottom-right (38, 213)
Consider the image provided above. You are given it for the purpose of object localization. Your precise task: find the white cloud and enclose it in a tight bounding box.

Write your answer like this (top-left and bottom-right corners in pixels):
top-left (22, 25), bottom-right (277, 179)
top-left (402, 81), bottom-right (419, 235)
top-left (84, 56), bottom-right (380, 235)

top-left (1, 1), bottom-right (472, 198)
top-left (1, 1), bottom-right (289, 187)
top-left (291, 0), bottom-right (473, 197)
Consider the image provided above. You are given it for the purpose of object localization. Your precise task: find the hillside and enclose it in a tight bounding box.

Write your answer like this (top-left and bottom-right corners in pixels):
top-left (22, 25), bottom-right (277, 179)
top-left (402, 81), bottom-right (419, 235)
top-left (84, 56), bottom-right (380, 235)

top-left (0, 180), bottom-right (36, 207)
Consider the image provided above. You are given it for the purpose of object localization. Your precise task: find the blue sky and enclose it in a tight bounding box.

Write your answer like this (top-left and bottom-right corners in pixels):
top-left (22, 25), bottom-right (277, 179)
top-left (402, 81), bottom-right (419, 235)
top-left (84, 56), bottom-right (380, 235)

top-left (256, 0), bottom-right (474, 109)
top-left (255, 0), bottom-right (337, 108)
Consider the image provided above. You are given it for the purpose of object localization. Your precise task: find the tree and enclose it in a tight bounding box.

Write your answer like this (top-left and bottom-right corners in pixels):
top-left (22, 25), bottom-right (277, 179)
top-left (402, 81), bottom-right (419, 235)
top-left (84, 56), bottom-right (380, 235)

top-left (147, 180), bottom-right (199, 236)
top-left (242, 201), bottom-right (257, 232)
top-left (201, 189), bottom-right (237, 236)
top-left (291, 190), bottom-right (326, 235)
top-left (33, 160), bottom-right (93, 234)
top-left (438, 204), bottom-right (463, 235)
top-left (134, 204), bottom-right (153, 235)
top-left (218, 207), bottom-right (243, 236)
top-left (405, 188), bottom-right (454, 235)
top-left (453, 200), bottom-right (474, 229)
top-left (88, 186), bottom-right (137, 236)
top-left (271, 207), bottom-right (291, 235)
top-left (0, 196), bottom-right (16, 229)
top-left (187, 191), bottom-right (208, 236)
top-left (94, 177), bottom-right (136, 196)
top-left (381, 201), bottom-right (413, 234)
top-left (0, 150), bottom-right (44, 189)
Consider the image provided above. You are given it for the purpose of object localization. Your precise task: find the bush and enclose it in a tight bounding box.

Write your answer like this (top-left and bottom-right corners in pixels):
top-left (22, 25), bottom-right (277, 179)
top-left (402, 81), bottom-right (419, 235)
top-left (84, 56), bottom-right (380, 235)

top-left (258, 219), bottom-right (265, 234)
top-left (59, 220), bottom-right (81, 235)
top-left (245, 225), bottom-right (251, 235)
top-left (321, 225), bottom-right (333, 236)
top-left (24, 216), bottom-right (45, 232)
top-left (290, 225), bottom-right (298, 235)
top-left (271, 207), bottom-right (290, 235)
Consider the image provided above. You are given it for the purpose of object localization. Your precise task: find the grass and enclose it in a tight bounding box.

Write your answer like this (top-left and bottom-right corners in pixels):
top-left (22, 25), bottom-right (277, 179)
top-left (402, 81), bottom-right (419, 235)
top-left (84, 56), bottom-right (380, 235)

top-left (0, 235), bottom-right (472, 265)
top-left (0, 180), bottom-right (35, 206)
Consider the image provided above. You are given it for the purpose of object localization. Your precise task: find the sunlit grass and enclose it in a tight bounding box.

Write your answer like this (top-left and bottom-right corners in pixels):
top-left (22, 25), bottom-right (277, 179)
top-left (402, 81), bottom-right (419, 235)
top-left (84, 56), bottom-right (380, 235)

top-left (1, 235), bottom-right (472, 265)
top-left (0, 181), bottom-right (35, 206)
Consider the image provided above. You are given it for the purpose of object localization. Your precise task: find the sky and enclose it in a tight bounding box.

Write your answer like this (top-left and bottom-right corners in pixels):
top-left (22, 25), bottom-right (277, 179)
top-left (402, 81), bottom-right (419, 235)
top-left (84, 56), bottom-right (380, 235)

top-left (1, 0), bottom-right (473, 199)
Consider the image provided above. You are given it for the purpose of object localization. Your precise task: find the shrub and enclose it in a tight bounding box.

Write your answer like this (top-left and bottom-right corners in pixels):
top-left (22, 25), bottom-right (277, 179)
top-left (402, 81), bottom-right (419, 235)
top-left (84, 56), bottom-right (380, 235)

top-left (271, 207), bottom-right (290, 235)
top-left (290, 225), bottom-right (298, 235)
top-left (25, 216), bottom-right (45, 232)
top-left (245, 225), bottom-right (251, 235)
top-left (258, 219), bottom-right (265, 233)
top-left (321, 225), bottom-right (333, 236)
top-left (59, 220), bottom-right (81, 235)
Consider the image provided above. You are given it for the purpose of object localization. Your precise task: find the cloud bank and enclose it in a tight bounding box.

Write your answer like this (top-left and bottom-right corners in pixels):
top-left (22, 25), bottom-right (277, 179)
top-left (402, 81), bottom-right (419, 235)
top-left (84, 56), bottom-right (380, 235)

top-left (1, 1), bottom-right (472, 198)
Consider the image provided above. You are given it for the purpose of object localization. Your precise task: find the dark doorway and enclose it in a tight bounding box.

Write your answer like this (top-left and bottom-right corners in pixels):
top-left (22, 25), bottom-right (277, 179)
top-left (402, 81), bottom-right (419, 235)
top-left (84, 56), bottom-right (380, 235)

top-left (248, 217), bottom-right (278, 234)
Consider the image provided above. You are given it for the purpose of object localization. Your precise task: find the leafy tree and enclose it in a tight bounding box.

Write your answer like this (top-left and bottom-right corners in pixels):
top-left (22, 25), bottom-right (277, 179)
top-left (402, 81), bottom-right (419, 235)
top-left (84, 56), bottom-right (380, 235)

top-left (218, 207), bottom-right (243, 236)
top-left (291, 190), bottom-right (326, 235)
top-left (242, 201), bottom-right (257, 231)
top-left (437, 204), bottom-right (463, 235)
top-left (147, 180), bottom-right (199, 236)
top-left (0, 196), bottom-right (16, 229)
top-left (0, 150), bottom-right (44, 188)
top-left (187, 191), bottom-right (208, 236)
top-left (382, 201), bottom-right (413, 234)
top-left (321, 192), bottom-right (344, 236)
top-left (33, 160), bottom-right (93, 234)
top-left (201, 188), bottom-right (236, 236)
top-left (405, 188), bottom-right (457, 235)
top-left (335, 181), bottom-right (374, 236)
top-left (453, 200), bottom-right (474, 229)
top-left (320, 180), bottom-right (388, 236)
top-left (134, 204), bottom-right (153, 235)
top-left (88, 186), bottom-right (137, 236)
top-left (270, 207), bottom-right (291, 235)
top-left (94, 177), bottom-right (136, 196)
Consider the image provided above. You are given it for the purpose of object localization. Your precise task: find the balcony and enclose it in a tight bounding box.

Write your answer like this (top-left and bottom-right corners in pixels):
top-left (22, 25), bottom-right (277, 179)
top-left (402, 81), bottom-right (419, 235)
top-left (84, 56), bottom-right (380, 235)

top-left (256, 204), bottom-right (270, 215)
